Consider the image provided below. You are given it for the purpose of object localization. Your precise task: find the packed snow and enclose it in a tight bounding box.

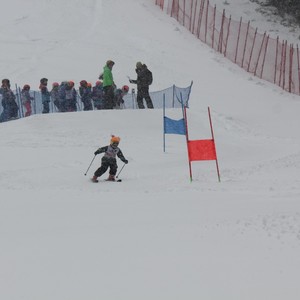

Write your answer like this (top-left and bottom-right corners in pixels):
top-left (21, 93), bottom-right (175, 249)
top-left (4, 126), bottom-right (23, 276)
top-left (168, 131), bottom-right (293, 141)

top-left (1, 0), bottom-right (300, 299)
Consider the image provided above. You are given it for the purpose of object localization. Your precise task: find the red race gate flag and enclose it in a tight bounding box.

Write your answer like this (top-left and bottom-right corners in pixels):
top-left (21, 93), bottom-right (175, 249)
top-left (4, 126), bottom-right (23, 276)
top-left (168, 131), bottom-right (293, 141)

top-left (187, 139), bottom-right (217, 161)
top-left (184, 106), bottom-right (221, 182)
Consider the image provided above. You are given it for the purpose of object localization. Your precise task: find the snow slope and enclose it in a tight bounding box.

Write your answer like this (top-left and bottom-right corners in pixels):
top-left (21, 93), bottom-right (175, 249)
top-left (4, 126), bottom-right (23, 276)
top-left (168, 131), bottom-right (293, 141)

top-left (1, 1), bottom-right (300, 299)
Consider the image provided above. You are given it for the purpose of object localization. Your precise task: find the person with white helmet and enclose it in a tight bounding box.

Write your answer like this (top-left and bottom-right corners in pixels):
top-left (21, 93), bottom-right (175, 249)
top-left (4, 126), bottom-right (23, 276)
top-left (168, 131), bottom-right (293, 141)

top-left (91, 135), bottom-right (128, 182)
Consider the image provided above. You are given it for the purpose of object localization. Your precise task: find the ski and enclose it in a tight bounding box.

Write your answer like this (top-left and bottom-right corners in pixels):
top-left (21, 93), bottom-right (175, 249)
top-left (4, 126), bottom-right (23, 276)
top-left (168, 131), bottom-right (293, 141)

top-left (91, 178), bottom-right (122, 183)
top-left (105, 179), bottom-right (122, 182)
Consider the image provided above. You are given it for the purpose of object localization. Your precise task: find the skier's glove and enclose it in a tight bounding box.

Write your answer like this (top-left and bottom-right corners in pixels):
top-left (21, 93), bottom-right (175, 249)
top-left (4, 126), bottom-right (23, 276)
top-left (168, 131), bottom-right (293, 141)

top-left (129, 79), bottom-right (133, 83)
top-left (123, 159), bottom-right (128, 164)
top-left (94, 150), bottom-right (100, 155)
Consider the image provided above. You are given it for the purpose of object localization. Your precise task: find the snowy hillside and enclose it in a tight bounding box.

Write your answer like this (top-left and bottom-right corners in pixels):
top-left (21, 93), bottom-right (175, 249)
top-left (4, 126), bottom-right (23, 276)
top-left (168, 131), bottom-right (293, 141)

top-left (1, 1), bottom-right (300, 300)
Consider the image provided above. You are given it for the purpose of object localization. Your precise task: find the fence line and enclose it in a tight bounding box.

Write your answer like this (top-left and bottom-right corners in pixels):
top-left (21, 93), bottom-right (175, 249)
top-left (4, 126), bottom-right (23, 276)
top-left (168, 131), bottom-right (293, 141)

top-left (155, 0), bottom-right (300, 96)
top-left (0, 82), bottom-right (193, 123)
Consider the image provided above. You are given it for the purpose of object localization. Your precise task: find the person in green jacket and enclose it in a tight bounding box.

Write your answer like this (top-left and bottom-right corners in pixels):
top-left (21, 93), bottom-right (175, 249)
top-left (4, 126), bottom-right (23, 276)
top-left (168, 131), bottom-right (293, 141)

top-left (101, 60), bottom-right (115, 109)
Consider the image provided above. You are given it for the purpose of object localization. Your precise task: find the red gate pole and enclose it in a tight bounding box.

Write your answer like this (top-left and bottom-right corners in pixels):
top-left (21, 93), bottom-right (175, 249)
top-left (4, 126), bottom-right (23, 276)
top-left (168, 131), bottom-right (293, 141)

top-left (208, 107), bottom-right (221, 182)
top-left (184, 106), bottom-right (193, 182)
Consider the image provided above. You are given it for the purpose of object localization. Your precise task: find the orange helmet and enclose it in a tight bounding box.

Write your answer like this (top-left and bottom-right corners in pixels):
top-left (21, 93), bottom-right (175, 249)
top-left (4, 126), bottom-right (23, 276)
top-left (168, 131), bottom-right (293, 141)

top-left (52, 82), bottom-right (59, 87)
top-left (68, 80), bottom-right (75, 87)
top-left (110, 135), bottom-right (120, 145)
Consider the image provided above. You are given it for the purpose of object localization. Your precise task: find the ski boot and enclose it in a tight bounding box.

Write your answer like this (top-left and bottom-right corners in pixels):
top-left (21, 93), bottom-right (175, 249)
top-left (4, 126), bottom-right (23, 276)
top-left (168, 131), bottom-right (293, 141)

top-left (106, 174), bottom-right (115, 181)
top-left (91, 176), bottom-right (99, 183)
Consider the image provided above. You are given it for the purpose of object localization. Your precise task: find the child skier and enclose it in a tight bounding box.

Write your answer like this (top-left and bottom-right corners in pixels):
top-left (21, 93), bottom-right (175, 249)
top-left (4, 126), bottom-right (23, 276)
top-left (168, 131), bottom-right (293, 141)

top-left (91, 135), bottom-right (128, 182)
top-left (21, 84), bottom-right (34, 117)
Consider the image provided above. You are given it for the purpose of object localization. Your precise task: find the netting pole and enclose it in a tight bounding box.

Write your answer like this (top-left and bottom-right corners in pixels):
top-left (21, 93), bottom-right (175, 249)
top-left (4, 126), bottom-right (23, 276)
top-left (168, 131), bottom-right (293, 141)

top-left (224, 15), bottom-right (231, 57)
top-left (274, 36), bottom-right (279, 84)
top-left (297, 45), bottom-right (300, 95)
top-left (288, 44), bottom-right (293, 93)
top-left (192, 0), bottom-right (197, 34)
top-left (241, 21), bottom-right (250, 69)
top-left (234, 17), bottom-right (242, 64)
top-left (183, 0), bottom-right (186, 27)
top-left (279, 40), bottom-right (284, 88)
top-left (212, 5), bottom-right (216, 49)
top-left (260, 34), bottom-right (269, 79)
top-left (282, 40), bottom-right (287, 90)
top-left (254, 32), bottom-right (266, 77)
top-left (197, 0), bottom-right (205, 39)
top-left (247, 28), bottom-right (257, 72)
top-left (218, 9), bottom-right (225, 53)
top-left (205, 0), bottom-right (209, 44)
top-left (189, 0), bottom-right (193, 32)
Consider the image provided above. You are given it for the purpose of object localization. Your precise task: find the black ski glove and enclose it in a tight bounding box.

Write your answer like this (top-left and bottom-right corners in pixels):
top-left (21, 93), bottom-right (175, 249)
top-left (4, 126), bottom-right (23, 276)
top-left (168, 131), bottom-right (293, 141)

top-left (94, 150), bottom-right (100, 155)
top-left (123, 159), bottom-right (128, 164)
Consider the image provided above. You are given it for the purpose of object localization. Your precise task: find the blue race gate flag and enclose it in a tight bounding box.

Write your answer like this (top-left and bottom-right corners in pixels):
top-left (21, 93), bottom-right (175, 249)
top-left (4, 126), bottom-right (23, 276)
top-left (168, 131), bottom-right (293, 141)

top-left (164, 116), bottom-right (186, 135)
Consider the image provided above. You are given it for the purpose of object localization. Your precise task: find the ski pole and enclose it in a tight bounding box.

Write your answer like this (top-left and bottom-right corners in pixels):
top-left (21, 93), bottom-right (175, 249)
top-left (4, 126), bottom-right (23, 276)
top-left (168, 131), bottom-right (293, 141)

top-left (116, 163), bottom-right (126, 179)
top-left (84, 155), bottom-right (96, 176)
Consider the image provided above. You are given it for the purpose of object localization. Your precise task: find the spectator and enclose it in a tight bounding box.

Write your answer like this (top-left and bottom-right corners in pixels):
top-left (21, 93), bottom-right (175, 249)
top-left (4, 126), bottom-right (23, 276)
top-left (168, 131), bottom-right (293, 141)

top-left (92, 81), bottom-right (104, 109)
top-left (58, 81), bottom-right (68, 112)
top-left (79, 80), bottom-right (93, 111)
top-left (39, 77), bottom-right (51, 113)
top-left (101, 60), bottom-right (116, 109)
top-left (21, 84), bottom-right (34, 117)
top-left (65, 81), bottom-right (77, 112)
top-left (129, 62), bottom-right (154, 109)
top-left (113, 85), bottom-right (129, 109)
top-left (51, 82), bottom-right (60, 111)
top-left (0, 79), bottom-right (18, 122)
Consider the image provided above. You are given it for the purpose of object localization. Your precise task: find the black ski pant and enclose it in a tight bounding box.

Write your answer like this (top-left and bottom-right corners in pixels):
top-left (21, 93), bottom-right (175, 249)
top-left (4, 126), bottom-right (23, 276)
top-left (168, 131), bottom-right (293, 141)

top-left (94, 157), bottom-right (118, 177)
top-left (137, 86), bottom-right (154, 109)
top-left (103, 85), bottom-right (115, 109)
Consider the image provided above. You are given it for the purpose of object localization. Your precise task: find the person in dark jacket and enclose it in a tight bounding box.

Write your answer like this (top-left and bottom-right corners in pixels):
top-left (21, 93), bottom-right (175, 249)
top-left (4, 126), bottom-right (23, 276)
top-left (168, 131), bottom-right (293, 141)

top-left (39, 78), bottom-right (51, 113)
top-left (129, 62), bottom-right (154, 109)
top-left (79, 80), bottom-right (93, 111)
top-left (0, 79), bottom-right (19, 122)
top-left (92, 81), bottom-right (104, 109)
top-left (91, 135), bottom-right (128, 182)
top-left (64, 81), bottom-right (77, 112)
